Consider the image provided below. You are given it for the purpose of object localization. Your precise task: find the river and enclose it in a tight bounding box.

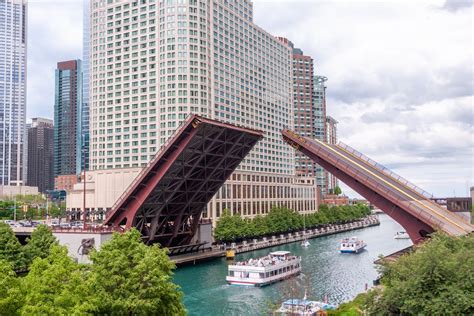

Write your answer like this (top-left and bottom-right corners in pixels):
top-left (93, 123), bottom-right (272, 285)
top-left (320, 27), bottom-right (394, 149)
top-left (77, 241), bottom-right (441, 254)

top-left (174, 213), bottom-right (412, 315)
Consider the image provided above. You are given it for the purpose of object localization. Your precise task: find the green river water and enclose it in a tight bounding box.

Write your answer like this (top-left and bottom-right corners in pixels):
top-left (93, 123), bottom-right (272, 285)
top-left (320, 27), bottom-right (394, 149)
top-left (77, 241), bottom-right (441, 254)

top-left (174, 213), bottom-right (412, 315)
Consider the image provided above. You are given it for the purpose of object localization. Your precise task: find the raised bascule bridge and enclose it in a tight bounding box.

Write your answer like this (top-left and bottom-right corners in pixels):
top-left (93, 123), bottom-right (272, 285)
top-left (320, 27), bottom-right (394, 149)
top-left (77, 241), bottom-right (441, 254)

top-left (104, 115), bottom-right (263, 247)
top-left (282, 129), bottom-right (474, 244)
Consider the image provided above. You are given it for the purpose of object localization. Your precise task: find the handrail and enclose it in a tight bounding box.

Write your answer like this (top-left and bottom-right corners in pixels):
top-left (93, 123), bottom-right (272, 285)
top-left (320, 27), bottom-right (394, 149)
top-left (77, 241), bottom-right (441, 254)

top-left (107, 114), bottom-right (193, 216)
top-left (296, 136), bottom-right (466, 234)
top-left (337, 141), bottom-right (434, 199)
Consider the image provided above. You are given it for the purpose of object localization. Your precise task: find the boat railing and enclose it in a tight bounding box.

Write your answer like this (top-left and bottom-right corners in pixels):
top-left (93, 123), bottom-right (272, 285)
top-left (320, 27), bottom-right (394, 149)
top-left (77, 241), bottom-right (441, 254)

top-left (233, 256), bottom-right (300, 268)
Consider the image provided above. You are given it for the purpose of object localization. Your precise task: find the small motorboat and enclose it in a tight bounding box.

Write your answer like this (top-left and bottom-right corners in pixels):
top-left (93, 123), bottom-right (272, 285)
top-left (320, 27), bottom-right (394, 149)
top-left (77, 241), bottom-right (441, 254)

top-left (301, 238), bottom-right (310, 247)
top-left (394, 231), bottom-right (410, 239)
top-left (275, 295), bottom-right (336, 316)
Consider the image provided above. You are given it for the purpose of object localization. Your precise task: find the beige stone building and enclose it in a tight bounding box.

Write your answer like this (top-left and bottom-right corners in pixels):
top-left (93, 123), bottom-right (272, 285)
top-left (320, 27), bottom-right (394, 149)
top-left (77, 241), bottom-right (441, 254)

top-left (79, 0), bottom-right (318, 222)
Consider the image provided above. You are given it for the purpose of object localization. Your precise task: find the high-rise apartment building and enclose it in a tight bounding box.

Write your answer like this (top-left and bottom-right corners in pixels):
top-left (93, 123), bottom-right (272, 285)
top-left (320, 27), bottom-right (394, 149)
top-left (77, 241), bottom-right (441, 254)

top-left (88, 0), bottom-right (317, 219)
top-left (287, 42), bottom-right (317, 178)
top-left (27, 118), bottom-right (54, 193)
top-left (278, 40), bottom-right (327, 194)
top-left (54, 60), bottom-right (83, 185)
top-left (0, 0), bottom-right (27, 186)
top-left (325, 115), bottom-right (338, 193)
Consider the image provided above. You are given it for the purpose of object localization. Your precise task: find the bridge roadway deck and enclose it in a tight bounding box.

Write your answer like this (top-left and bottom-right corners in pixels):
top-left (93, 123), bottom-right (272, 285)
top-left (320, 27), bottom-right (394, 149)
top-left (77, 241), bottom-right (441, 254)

top-left (326, 143), bottom-right (472, 234)
top-left (293, 134), bottom-right (473, 236)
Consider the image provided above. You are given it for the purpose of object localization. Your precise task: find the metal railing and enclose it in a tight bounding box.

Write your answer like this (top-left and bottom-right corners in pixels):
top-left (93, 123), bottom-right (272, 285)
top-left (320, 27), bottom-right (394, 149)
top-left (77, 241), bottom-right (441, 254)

top-left (107, 114), bottom-right (193, 216)
top-left (297, 136), bottom-right (468, 234)
top-left (337, 141), bottom-right (434, 199)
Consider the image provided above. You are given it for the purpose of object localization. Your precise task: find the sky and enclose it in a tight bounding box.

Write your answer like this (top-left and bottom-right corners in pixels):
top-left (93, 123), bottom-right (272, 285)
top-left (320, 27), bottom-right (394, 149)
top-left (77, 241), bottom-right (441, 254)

top-left (26, 0), bottom-right (473, 198)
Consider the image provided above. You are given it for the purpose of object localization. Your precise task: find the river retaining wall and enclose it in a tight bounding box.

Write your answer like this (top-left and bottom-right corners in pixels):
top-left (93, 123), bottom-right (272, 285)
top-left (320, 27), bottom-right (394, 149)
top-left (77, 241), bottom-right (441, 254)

top-left (224, 215), bottom-right (380, 255)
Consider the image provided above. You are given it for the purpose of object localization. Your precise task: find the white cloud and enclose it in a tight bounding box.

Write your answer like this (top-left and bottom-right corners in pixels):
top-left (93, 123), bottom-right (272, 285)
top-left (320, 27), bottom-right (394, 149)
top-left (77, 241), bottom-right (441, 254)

top-left (253, 0), bottom-right (473, 196)
top-left (27, 0), bottom-right (83, 120)
top-left (26, 0), bottom-right (473, 196)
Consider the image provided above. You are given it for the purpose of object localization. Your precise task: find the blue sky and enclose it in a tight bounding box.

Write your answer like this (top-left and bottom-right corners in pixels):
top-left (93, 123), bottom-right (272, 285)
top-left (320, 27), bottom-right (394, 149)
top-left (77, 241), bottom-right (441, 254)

top-left (26, 0), bottom-right (473, 197)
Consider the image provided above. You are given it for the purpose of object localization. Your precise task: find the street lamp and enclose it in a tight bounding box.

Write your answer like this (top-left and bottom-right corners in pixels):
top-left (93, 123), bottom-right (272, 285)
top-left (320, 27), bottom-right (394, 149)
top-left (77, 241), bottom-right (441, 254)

top-left (82, 133), bottom-right (87, 230)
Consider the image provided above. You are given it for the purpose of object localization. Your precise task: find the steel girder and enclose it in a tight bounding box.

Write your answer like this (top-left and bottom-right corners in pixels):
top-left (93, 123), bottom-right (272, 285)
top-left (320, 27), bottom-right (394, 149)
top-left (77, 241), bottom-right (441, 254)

top-left (282, 129), bottom-right (474, 243)
top-left (104, 115), bottom-right (263, 246)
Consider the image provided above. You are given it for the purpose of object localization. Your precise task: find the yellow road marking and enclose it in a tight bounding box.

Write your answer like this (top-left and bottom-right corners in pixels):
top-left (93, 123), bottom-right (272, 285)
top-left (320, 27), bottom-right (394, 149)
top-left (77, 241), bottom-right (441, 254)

top-left (301, 136), bottom-right (468, 234)
top-left (335, 143), bottom-right (471, 226)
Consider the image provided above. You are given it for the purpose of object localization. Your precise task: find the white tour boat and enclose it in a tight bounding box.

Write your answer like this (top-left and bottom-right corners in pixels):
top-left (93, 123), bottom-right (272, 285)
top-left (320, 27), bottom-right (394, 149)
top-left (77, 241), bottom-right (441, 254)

top-left (275, 299), bottom-right (336, 315)
top-left (226, 251), bottom-right (302, 286)
top-left (340, 236), bottom-right (367, 253)
top-left (394, 231), bottom-right (410, 239)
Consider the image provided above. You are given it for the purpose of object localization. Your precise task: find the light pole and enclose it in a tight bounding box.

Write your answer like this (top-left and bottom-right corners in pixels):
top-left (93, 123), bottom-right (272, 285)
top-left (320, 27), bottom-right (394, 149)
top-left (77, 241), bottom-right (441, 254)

top-left (82, 134), bottom-right (87, 230)
top-left (13, 195), bottom-right (16, 222)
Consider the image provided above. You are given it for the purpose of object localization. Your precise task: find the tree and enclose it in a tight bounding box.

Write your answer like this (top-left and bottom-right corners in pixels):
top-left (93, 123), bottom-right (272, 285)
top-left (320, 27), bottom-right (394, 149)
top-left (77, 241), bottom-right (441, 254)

top-left (333, 186), bottom-right (342, 196)
top-left (49, 203), bottom-right (63, 218)
top-left (366, 233), bottom-right (474, 315)
top-left (89, 229), bottom-right (186, 315)
top-left (0, 260), bottom-right (23, 314)
top-left (214, 210), bottom-right (246, 242)
top-left (20, 245), bottom-right (96, 315)
top-left (0, 222), bottom-right (26, 270)
top-left (24, 224), bottom-right (59, 265)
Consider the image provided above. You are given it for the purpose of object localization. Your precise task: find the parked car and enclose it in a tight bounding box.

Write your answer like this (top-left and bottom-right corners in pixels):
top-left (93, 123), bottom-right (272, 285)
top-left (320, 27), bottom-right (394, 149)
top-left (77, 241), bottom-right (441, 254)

top-left (71, 221), bottom-right (84, 228)
top-left (49, 219), bottom-right (60, 227)
top-left (59, 222), bottom-right (72, 229)
top-left (19, 221), bottom-right (33, 227)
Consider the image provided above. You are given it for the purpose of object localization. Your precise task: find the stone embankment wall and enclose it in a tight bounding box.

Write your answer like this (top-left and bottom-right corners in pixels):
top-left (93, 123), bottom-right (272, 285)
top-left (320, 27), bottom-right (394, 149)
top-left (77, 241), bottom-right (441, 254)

top-left (223, 215), bottom-right (380, 255)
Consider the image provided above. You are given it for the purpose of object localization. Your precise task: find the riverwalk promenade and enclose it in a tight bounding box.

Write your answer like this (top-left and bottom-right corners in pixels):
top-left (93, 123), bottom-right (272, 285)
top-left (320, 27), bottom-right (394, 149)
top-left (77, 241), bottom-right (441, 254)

top-left (171, 215), bottom-right (380, 265)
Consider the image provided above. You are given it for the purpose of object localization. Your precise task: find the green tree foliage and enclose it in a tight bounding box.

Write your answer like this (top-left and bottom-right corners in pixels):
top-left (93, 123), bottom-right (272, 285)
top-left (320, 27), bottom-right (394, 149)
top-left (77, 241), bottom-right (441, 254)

top-left (334, 186), bottom-right (342, 195)
top-left (20, 245), bottom-right (96, 315)
top-left (0, 200), bottom-right (15, 219)
top-left (49, 203), bottom-right (64, 218)
top-left (0, 222), bottom-right (26, 270)
top-left (213, 210), bottom-right (247, 242)
top-left (89, 229), bottom-right (186, 315)
top-left (364, 233), bottom-right (474, 315)
top-left (24, 224), bottom-right (59, 264)
top-left (328, 292), bottom-right (367, 316)
top-left (0, 260), bottom-right (23, 314)
top-left (0, 229), bottom-right (186, 315)
top-left (214, 204), bottom-right (371, 243)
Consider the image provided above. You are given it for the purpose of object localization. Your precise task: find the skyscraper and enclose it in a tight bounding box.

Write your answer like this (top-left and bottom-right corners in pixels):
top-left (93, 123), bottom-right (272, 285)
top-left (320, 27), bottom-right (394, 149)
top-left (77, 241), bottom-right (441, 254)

top-left (314, 75), bottom-right (328, 193)
top-left (89, 0), bottom-right (317, 219)
top-left (54, 60), bottom-right (83, 185)
top-left (0, 0), bottom-right (27, 186)
top-left (325, 115), bottom-right (338, 193)
top-left (27, 118), bottom-right (54, 193)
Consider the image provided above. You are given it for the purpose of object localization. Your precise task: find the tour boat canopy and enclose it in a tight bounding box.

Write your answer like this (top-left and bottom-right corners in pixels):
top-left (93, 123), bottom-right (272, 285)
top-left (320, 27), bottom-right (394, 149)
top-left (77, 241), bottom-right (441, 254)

top-left (270, 251), bottom-right (291, 256)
